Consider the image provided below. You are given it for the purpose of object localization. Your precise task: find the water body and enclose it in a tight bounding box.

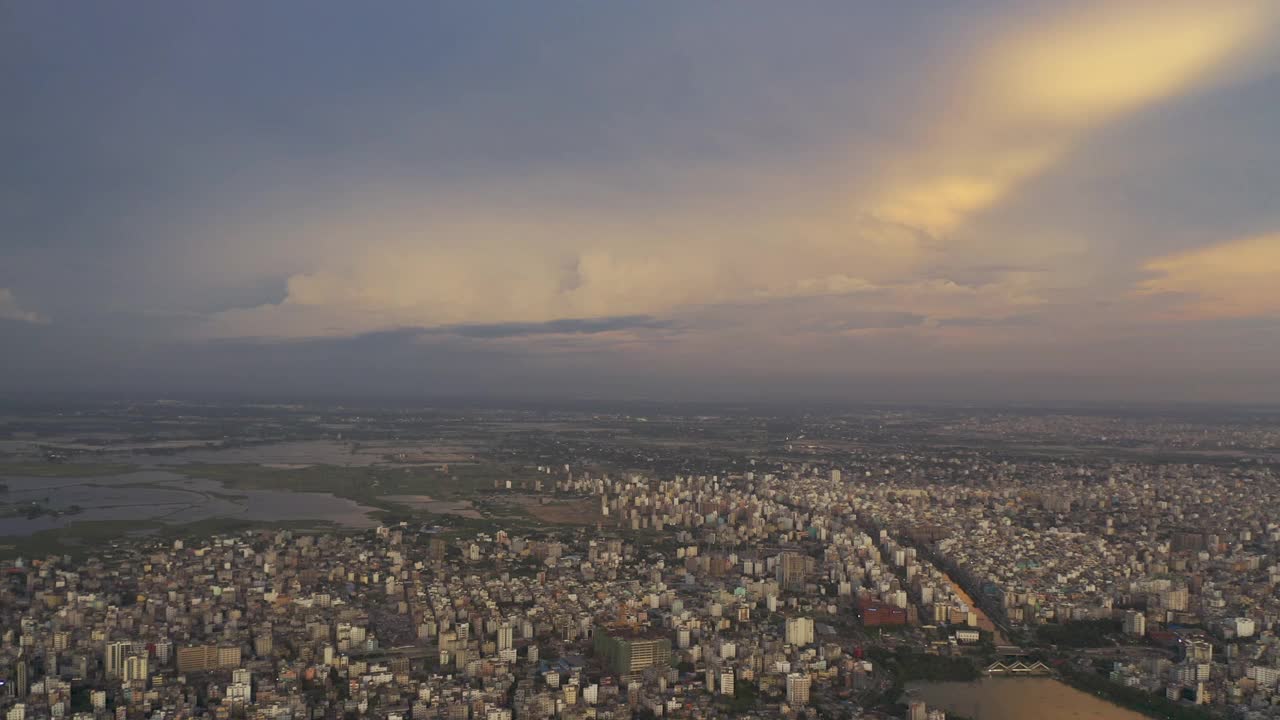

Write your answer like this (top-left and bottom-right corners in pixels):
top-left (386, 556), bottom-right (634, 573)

top-left (146, 441), bottom-right (376, 467)
top-left (0, 469), bottom-right (379, 536)
top-left (2, 439), bottom-right (387, 468)
top-left (907, 678), bottom-right (1147, 720)
top-left (0, 440), bottom-right (469, 538)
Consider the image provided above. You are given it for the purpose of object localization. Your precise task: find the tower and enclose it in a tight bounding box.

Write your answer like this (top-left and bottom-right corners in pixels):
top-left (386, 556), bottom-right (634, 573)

top-left (15, 657), bottom-right (28, 698)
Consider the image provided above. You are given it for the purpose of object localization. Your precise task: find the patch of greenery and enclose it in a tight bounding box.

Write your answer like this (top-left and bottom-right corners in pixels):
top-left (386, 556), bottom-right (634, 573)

top-left (868, 647), bottom-right (980, 683)
top-left (0, 519), bottom-right (163, 559)
top-left (1034, 619), bottom-right (1122, 648)
top-left (718, 678), bottom-right (759, 714)
top-left (0, 462), bottom-right (140, 478)
top-left (179, 461), bottom-right (524, 512)
top-left (1061, 666), bottom-right (1219, 720)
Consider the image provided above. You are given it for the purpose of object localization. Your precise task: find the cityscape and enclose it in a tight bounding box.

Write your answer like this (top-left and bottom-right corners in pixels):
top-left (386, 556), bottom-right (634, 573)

top-left (4, 2), bottom-right (1280, 720)
top-left (2, 402), bottom-right (1280, 720)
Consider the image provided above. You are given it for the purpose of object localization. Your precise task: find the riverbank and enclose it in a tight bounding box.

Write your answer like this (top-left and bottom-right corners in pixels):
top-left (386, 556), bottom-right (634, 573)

top-left (907, 677), bottom-right (1149, 720)
top-left (1059, 667), bottom-right (1218, 720)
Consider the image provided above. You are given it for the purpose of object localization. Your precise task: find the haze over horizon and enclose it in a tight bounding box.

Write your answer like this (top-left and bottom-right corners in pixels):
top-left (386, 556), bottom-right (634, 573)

top-left (5, 2), bottom-right (1280, 403)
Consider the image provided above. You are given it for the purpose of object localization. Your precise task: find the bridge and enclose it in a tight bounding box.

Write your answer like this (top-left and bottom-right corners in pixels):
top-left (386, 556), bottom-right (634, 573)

top-left (985, 660), bottom-right (1052, 676)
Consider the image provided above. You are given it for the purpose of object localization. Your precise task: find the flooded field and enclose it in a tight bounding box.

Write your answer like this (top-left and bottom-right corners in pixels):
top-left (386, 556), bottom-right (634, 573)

top-left (0, 467), bottom-right (380, 536)
top-left (145, 441), bottom-right (378, 467)
top-left (381, 495), bottom-right (483, 519)
top-left (0, 439), bottom-right (521, 550)
top-left (907, 678), bottom-right (1148, 720)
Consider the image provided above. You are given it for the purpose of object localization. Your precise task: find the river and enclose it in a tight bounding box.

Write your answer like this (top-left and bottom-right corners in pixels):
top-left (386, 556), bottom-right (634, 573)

top-left (907, 677), bottom-right (1148, 720)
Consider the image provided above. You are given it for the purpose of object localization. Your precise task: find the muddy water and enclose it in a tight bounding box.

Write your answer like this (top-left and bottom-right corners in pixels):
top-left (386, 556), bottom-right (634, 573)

top-left (907, 677), bottom-right (1147, 720)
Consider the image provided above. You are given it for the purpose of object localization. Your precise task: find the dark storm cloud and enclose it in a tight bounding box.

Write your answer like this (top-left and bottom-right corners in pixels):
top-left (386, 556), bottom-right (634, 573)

top-left (430, 316), bottom-right (673, 339)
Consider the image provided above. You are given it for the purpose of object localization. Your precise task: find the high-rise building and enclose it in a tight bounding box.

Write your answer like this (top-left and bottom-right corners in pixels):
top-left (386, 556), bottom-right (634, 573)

top-left (908, 700), bottom-right (928, 720)
top-left (830, 468), bottom-right (842, 484)
top-left (786, 673), bottom-right (810, 706)
top-left (1161, 587), bottom-right (1189, 612)
top-left (593, 626), bottom-right (672, 676)
top-left (497, 625), bottom-right (514, 652)
top-left (254, 634), bottom-right (274, 658)
top-left (1231, 617), bottom-right (1256, 638)
top-left (1123, 610), bottom-right (1146, 636)
top-left (429, 538), bottom-right (448, 564)
top-left (122, 655), bottom-right (148, 685)
top-left (785, 617), bottom-right (815, 646)
top-left (719, 670), bottom-right (735, 697)
top-left (227, 668), bottom-right (252, 704)
top-left (14, 658), bottom-right (28, 699)
top-left (105, 641), bottom-right (130, 679)
top-left (176, 645), bottom-right (241, 673)
top-left (776, 552), bottom-right (815, 590)
top-left (1187, 639), bottom-right (1213, 663)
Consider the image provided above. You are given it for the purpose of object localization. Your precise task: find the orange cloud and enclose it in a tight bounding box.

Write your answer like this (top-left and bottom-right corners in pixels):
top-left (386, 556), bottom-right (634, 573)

top-left (1137, 232), bottom-right (1280, 319)
top-left (870, 0), bottom-right (1271, 236)
top-left (202, 2), bottom-right (1276, 340)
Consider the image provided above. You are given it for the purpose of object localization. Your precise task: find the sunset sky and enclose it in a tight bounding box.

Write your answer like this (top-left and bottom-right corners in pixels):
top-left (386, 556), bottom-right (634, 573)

top-left (4, 1), bottom-right (1280, 403)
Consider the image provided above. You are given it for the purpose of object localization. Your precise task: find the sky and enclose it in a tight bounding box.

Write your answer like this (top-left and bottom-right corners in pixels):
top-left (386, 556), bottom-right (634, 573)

top-left (3, 1), bottom-right (1280, 404)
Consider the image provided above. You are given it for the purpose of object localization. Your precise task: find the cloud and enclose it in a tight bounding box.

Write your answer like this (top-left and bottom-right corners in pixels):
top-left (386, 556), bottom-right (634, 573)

top-left (192, 1), bottom-right (1275, 344)
top-left (428, 315), bottom-right (672, 339)
top-left (933, 314), bottom-right (1035, 328)
top-left (1136, 232), bottom-right (1280, 319)
top-left (197, 203), bottom-right (929, 339)
top-left (869, 0), bottom-right (1272, 236)
top-left (0, 288), bottom-right (47, 324)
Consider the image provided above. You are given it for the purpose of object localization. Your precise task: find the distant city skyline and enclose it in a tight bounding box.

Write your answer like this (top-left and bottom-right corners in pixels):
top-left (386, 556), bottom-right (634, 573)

top-left (4, 2), bottom-right (1280, 403)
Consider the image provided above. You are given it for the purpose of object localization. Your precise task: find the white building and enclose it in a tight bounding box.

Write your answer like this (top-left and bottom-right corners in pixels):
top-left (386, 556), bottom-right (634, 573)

top-left (719, 670), bottom-right (735, 697)
top-left (1123, 610), bottom-right (1146, 636)
top-left (122, 654), bottom-right (148, 685)
top-left (104, 641), bottom-right (130, 679)
top-left (785, 617), bottom-right (815, 646)
top-left (1247, 666), bottom-right (1280, 688)
top-left (786, 673), bottom-right (810, 706)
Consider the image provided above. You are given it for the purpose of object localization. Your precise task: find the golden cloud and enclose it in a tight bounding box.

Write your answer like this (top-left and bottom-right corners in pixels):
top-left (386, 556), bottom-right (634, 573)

top-left (202, 2), bottom-right (1276, 339)
top-left (1137, 232), bottom-right (1280, 319)
top-left (869, 0), bottom-right (1270, 236)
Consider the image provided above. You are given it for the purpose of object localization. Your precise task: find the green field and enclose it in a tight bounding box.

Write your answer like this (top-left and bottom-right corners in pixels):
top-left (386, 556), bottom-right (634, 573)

top-left (0, 462), bottom-right (141, 478)
top-left (179, 461), bottom-right (533, 511)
